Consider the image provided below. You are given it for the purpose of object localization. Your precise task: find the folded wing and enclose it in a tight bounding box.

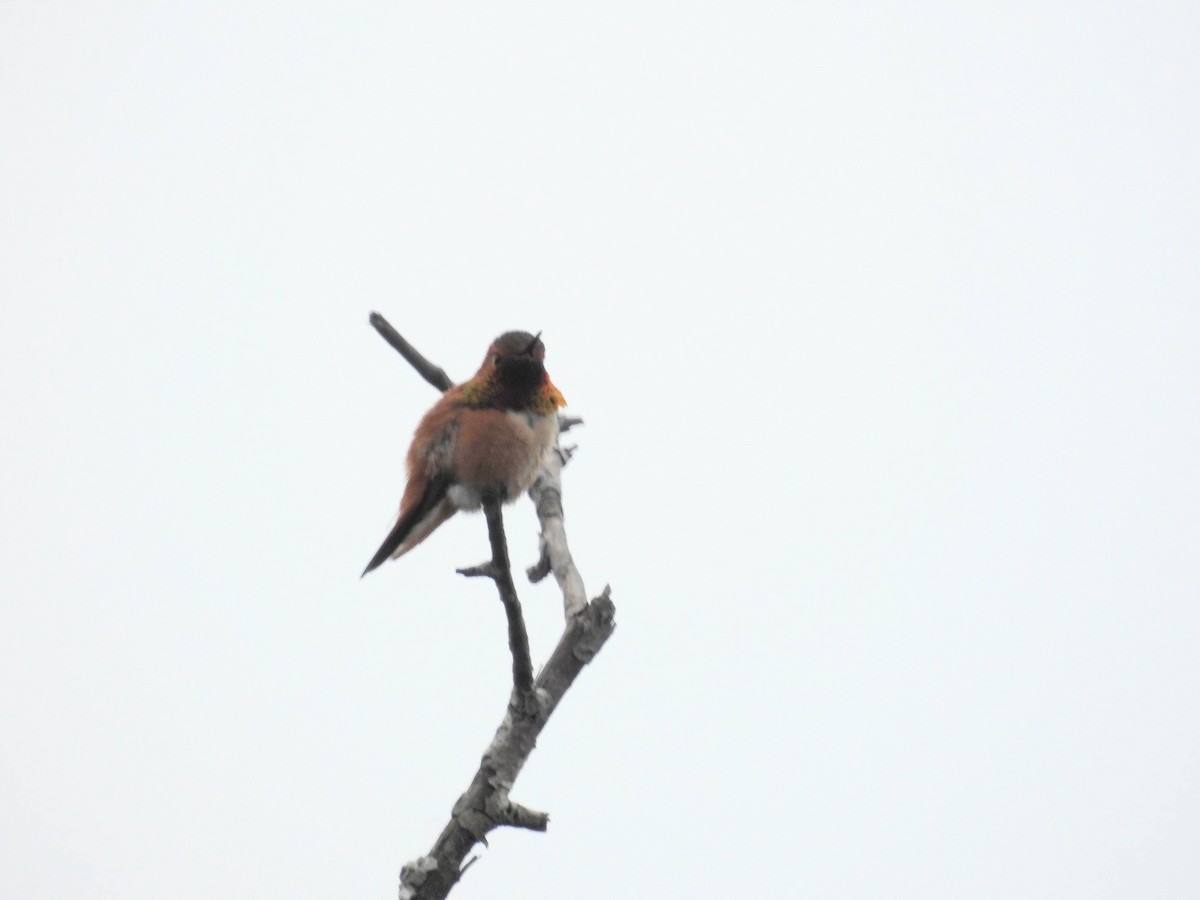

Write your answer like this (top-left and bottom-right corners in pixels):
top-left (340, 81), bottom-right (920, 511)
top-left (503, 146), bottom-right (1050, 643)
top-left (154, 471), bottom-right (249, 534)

top-left (361, 472), bottom-right (455, 576)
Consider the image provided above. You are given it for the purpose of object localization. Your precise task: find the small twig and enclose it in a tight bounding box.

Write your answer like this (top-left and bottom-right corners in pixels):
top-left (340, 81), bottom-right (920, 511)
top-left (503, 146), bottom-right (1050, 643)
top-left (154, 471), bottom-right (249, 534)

top-left (455, 562), bottom-right (498, 580)
top-left (501, 800), bottom-right (549, 832)
top-left (458, 856), bottom-right (480, 878)
top-left (369, 311), bottom-right (454, 392)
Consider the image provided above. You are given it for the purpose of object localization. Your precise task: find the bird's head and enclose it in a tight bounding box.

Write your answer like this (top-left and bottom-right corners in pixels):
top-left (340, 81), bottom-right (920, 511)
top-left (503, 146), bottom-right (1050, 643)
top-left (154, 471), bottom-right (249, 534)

top-left (464, 331), bottom-right (566, 412)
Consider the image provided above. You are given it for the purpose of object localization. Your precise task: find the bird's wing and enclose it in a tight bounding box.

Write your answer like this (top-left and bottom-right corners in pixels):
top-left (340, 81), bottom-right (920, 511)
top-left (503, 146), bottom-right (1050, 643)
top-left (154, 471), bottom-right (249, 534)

top-left (360, 472), bottom-right (453, 577)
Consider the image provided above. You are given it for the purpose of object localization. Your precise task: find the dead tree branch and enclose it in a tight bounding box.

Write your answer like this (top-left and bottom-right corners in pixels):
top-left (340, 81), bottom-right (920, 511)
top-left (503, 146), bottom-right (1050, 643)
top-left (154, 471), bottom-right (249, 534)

top-left (369, 311), bottom-right (454, 392)
top-left (456, 499), bottom-right (534, 695)
top-left (398, 589), bottom-right (615, 900)
top-left (527, 445), bottom-right (589, 619)
top-left (368, 311), bottom-right (616, 900)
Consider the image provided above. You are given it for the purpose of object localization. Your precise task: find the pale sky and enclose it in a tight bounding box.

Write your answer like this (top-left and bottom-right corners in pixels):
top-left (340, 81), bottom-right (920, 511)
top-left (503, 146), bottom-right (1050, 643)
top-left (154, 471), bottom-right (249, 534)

top-left (2, 3), bottom-right (1198, 898)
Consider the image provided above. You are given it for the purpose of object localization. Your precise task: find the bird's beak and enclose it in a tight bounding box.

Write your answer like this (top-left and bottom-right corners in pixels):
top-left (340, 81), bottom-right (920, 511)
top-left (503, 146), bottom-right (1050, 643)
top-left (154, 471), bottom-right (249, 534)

top-left (524, 331), bottom-right (543, 355)
top-left (544, 378), bottom-right (566, 408)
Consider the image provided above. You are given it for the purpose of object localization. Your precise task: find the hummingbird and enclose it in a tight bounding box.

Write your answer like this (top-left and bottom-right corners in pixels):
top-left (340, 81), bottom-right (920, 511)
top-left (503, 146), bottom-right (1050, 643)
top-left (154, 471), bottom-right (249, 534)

top-left (361, 330), bottom-right (566, 577)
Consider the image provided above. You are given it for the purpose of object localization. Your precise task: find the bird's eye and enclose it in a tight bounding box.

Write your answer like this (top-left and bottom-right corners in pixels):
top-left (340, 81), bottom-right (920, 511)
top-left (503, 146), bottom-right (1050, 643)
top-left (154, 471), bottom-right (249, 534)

top-left (493, 354), bottom-right (502, 366)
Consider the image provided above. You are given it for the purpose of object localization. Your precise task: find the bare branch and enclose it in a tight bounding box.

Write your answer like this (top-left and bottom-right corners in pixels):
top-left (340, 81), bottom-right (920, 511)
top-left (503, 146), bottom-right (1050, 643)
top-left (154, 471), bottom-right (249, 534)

top-left (369, 311), bottom-right (454, 392)
top-left (398, 589), bottom-right (616, 900)
top-left (527, 446), bottom-right (589, 619)
top-left (457, 500), bottom-right (534, 695)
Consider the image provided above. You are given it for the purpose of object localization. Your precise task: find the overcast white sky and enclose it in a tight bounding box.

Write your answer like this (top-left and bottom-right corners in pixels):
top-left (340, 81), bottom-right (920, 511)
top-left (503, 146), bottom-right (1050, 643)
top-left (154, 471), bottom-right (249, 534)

top-left (2, 3), bottom-right (1198, 898)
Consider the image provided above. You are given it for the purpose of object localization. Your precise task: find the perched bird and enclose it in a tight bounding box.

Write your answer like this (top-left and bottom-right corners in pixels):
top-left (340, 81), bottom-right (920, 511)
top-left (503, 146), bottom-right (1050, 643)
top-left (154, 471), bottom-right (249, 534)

top-left (361, 331), bottom-right (566, 576)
